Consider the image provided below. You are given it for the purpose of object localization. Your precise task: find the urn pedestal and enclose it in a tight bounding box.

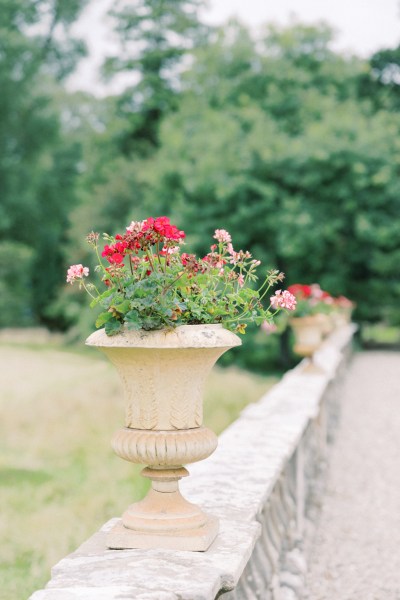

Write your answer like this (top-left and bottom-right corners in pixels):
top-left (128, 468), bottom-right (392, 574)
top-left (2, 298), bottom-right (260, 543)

top-left (86, 324), bottom-right (241, 551)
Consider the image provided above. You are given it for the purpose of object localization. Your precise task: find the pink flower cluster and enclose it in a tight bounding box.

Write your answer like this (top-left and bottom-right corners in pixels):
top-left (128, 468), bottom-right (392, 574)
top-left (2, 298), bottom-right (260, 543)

top-left (66, 264), bottom-right (89, 284)
top-left (270, 289), bottom-right (297, 311)
top-left (214, 229), bottom-right (232, 244)
top-left (335, 295), bottom-right (354, 308)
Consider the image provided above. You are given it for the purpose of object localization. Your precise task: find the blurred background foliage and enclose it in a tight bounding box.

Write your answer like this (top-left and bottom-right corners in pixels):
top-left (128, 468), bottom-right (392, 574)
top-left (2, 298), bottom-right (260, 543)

top-left (1, 0), bottom-right (400, 368)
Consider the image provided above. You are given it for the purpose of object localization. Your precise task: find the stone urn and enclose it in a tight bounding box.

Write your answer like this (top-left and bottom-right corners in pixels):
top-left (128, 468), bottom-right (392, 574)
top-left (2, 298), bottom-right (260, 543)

top-left (86, 324), bottom-right (241, 551)
top-left (290, 315), bottom-right (324, 358)
top-left (316, 313), bottom-right (334, 337)
top-left (331, 308), bottom-right (352, 329)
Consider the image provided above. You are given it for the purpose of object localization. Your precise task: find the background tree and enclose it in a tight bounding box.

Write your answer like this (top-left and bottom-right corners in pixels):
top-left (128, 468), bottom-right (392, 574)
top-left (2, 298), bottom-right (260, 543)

top-left (128, 21), bottom-right (400, 343)
top-left (0, 0), bottom-right (87, 327)
top-left (103, 0), bottom-right (210, 155)
top-left (2, 4), bottom-right (399, 358)
top-left (359, 44), bottom-right (400, 111)
top-left (67, 0), bottom-right (212, 252)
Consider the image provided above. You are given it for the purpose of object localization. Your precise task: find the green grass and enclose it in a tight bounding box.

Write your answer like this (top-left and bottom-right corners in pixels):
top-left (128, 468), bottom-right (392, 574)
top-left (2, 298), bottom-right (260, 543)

top-left (361, 323), bottom-right (400, 346)
top-left (0, 336), bottom-right (276, 600)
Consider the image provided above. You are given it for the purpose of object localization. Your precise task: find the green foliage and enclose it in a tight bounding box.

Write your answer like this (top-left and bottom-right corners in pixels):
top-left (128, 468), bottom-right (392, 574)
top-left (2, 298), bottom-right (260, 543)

top-left (73, 220), bottom-right (288, 335)
top-left (0, 0), bottom-right (86, 327)
top-left (129, 21), bottom-right (400, 328)
top-left (103, 0), bottom-right (210, 154)
top-left (359, 44), bottom-right (400, 111)
top-left (2, 5), bottom-right (399, 356)
top-left (0, 242), bottom-right (34, 326)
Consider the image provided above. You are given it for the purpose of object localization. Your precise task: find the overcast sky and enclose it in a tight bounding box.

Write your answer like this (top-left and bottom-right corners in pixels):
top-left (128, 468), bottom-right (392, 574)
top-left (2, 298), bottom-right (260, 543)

top-left (68, 0), bottom-right (400, 94)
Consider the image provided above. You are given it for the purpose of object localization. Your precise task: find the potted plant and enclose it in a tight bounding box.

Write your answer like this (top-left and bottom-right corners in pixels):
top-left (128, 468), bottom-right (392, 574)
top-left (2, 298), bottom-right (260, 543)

top-left (67, 216), bottom-right (296, 550)
top-left (287, 283), bottom-right (334, 359)
top-left (331, 295), bottom-right (355, 328)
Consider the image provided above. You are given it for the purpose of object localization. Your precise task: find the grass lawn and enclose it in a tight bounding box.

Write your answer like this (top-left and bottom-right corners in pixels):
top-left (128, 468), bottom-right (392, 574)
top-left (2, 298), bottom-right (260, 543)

top-left (360, 323), bottom-right (400, 347)
top-left (0, 334), bottom-right (277, 600)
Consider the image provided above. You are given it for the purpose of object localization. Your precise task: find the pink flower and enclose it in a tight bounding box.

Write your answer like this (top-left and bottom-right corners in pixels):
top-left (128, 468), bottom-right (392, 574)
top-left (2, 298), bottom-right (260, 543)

top-left (214, 229), bottom-right (232, 244)
top-left (126, 220), bottom-right (145, 234)
top-left (335, 295), bottom-right (354, 308)
top-left (66, 264), bottom-right (89, 284)
top-left (270, 289), bottom-right (297, 311)
top-left (237, 274), bottom-right (245, 287)
top-left (227, 243), bottom-right (240, 265)
top-left (261, 321), bottom-right (278, 335)
top-left (160, 246), bottom-right (180, 256)
top-left (310, 283), bottom-right (323, 299)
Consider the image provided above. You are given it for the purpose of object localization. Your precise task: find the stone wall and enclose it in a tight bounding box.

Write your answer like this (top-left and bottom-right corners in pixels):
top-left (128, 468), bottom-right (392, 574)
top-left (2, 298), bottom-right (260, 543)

top-left (30, 324), bottom-right (356, 600)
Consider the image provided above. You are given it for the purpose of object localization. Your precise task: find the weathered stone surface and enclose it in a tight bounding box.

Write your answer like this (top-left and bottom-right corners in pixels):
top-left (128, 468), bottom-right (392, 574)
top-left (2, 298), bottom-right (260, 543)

top-left (37, 517), bottom-right (260, 600)
top-left (30, 588), bottom-right (179, 600)
top-left (29, 324), bottom-right (356, 600)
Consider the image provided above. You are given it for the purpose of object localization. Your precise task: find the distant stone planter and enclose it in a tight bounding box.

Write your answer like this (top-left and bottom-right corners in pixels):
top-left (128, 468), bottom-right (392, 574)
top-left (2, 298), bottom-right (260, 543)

top-left (331, 308), bottom-right (352, 329)
top-left (316, 313), bottom-right (334, 337)
top-left (86, 324), bottom-right (241, 552)
top-left (290, 315), bottom-right (324, 359)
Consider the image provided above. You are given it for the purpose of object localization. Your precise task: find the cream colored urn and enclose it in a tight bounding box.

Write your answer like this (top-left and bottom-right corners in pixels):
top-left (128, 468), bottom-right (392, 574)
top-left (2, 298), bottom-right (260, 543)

top-left (290, 315), bottom-right (324, 358)
top-left (86, 324), bottom-right (241, 551)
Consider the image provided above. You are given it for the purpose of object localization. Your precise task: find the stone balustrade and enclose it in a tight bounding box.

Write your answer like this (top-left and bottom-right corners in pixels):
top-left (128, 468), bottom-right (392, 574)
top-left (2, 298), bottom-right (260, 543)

top-left (30, 324), bottom-right (356, 600)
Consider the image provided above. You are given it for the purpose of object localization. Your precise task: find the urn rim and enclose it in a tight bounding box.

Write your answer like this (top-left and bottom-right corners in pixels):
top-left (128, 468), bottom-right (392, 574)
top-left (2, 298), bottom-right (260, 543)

top-left (85, 323), bottom-right (242, 349)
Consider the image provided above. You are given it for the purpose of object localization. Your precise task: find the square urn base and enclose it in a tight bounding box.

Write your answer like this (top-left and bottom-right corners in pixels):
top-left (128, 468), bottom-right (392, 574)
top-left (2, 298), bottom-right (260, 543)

top-left (106, 515), bottom-right (219, 552)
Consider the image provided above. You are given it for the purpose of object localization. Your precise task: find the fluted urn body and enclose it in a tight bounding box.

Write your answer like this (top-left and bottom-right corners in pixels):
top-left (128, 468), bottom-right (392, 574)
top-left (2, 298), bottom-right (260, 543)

top-left (86, 324), bottom-right (241, 551)
top-left (290, 315), bottom-right (324, 358)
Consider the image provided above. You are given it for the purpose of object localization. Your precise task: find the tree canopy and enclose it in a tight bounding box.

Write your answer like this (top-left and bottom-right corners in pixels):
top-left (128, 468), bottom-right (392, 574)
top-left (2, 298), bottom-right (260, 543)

top-left (120, 21), bottom-right (400, 324)
top-left (2, 4), bottom-right (400, 353)
top-left (0, 0), bottom-right (87, 326)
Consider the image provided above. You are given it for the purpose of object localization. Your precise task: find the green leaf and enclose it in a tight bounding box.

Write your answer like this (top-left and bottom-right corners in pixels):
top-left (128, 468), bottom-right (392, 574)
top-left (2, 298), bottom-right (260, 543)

top-left (95, 311), bottom-right (113, 327)
top-left (89, 288), bottom-right (113, 308)
top-left (141, 315), bottom-right (164, 330)
top-left (104, 318), bottom-right (122, 336)
top-left (125, 310), bottom-right (143, 330)
top-left (113, 299), bottom-right (131, 314)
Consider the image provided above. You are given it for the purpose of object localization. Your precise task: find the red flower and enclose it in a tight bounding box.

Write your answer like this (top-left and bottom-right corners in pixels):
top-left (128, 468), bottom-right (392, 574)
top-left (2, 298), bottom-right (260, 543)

top-left (108, 253), bottom-right (124, 265)
top-left (102, 240), bottom-right (128, 264)
top-left (101, 245), bottom-right (113, 257)
top-left (288, 284), bottom-right (312, 298)
top-left (142, 216), bottom-right (185, 243)
top-left (181, 253), bottom-right (200, 274)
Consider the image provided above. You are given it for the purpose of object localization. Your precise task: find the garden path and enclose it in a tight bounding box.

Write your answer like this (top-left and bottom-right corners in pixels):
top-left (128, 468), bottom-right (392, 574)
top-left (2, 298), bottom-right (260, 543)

top-left (306, 351), bottom-right (400, 600)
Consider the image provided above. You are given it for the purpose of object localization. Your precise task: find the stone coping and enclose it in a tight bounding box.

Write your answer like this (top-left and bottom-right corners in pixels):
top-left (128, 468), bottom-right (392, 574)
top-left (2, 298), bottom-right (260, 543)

top-left (29, 324), bottom-right (356, 600)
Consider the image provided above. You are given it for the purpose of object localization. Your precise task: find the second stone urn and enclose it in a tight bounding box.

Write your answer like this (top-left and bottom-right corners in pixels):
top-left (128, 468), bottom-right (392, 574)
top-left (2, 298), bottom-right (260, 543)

top-left (86, 324), bottom-right (241, 551)
top-left (290, 315), bottom-right (324, 358)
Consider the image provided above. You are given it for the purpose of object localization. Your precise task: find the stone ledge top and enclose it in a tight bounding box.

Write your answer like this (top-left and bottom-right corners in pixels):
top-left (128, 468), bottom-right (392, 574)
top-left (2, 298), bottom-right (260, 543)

top-left (31, 517), bottom-right (260, 600)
